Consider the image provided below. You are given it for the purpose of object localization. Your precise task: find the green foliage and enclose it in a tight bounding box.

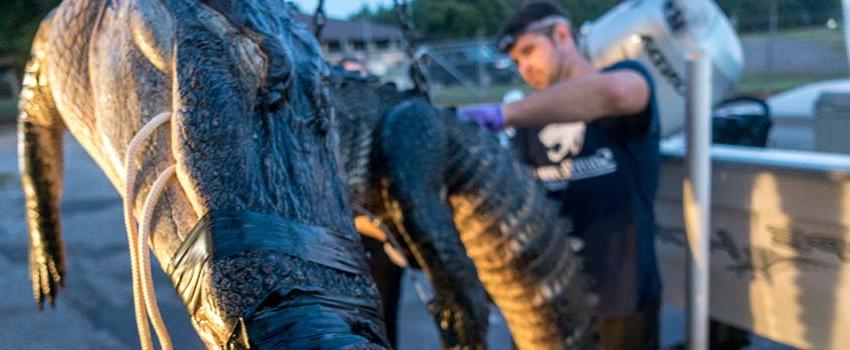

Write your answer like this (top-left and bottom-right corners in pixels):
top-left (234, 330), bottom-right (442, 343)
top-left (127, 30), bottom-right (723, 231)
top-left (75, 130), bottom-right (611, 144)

top-left (351, 0), bottom-right (618, 39)
top-left (719, 0), bottom-right (841, 32)
top-left (411, 0), bottom-right (517, 39)
top-left (556, 0), bottom-right (620, 26)
top-left (351, 3), bottom-right (399, 26)
top-left (0, 0), bottom-right (61, 73)
top-left (350, 0), bottom-right (842, 39)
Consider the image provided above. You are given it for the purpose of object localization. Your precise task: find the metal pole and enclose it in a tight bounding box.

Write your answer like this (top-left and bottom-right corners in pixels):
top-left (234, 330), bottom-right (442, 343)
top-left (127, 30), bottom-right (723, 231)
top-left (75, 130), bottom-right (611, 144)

top-left (842, 0), bottom-right (850, 72)
top-left (685, 51), bottom-right (712, 350)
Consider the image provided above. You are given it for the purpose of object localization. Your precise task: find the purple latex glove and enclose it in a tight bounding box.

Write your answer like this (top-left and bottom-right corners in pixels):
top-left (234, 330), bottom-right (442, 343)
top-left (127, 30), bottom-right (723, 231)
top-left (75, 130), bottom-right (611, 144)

top-left (457, 104), bottom-right (505, 130)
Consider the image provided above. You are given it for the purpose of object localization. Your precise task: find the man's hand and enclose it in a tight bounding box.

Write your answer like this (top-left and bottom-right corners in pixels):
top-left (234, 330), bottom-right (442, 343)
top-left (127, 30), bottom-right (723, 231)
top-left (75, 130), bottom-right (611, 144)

top-left (457, 104), bottom-right (505, 131)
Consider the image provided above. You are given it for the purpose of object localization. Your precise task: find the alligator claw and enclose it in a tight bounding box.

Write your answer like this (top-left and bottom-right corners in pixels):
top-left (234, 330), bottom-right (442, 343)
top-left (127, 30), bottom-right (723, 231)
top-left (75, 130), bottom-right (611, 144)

top-left (427, 293), bottom-right (489, 350)
top-left (30, 244), bottom-right (65, 309)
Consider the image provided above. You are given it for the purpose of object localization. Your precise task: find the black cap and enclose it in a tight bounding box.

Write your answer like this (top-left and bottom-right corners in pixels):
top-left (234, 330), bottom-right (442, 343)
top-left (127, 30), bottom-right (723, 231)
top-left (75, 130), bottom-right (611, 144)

top-left (496, 1), bottom-right (570, 53)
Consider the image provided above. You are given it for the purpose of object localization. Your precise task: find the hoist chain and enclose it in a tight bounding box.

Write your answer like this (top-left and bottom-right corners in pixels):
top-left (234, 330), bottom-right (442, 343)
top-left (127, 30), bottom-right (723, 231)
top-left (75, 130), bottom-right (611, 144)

top-left (313, 0), bottom-right (327, 41)
top-left (394, 0), bottom-right (431, 102)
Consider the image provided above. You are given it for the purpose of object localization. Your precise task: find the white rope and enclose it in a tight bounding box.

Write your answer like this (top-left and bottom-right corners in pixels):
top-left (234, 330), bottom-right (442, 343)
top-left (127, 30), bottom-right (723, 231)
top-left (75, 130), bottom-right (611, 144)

top-left (123, 112), bottom-right (174, 350)
top-left (139, 165), bottom-right (175, 350)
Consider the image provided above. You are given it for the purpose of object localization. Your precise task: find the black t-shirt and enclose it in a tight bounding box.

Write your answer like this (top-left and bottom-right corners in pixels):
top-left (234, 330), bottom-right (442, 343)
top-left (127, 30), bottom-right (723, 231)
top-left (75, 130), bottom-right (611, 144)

top-left (512, 60), bottom-right (661, 316)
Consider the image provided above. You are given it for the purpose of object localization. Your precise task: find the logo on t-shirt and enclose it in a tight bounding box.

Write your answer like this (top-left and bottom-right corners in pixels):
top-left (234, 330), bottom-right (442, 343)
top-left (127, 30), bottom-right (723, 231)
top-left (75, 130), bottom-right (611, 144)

top-left (538, 122), bottom-right (586, 163)
top-left (531, 122), bottom-right (618, 190)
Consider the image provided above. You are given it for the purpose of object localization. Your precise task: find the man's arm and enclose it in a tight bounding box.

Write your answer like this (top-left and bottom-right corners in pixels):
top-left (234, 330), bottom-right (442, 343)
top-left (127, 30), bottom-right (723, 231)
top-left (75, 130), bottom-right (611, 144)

top-left (503, 69), bottom-right (650, 127)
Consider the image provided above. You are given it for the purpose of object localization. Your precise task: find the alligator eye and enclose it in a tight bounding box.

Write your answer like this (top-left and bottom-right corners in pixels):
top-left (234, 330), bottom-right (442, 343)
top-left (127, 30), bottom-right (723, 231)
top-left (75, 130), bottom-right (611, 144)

top-left (257, 36), bottom-right (294, 112)
top-left (263, 90), bottom-right (284, 111)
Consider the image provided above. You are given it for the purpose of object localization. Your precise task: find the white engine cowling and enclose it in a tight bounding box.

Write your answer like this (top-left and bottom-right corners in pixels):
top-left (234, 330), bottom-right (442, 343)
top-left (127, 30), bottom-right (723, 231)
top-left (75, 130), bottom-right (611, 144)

top-left (580, 0), bottom-right (744, 137)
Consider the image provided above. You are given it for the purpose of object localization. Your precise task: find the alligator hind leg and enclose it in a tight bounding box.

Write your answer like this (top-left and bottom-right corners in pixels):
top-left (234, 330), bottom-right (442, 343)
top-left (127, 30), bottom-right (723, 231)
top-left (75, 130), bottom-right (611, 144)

top-left (379, 98), bottom-right (489, 349)
top-left (18, 23), bottom-right (67, 309)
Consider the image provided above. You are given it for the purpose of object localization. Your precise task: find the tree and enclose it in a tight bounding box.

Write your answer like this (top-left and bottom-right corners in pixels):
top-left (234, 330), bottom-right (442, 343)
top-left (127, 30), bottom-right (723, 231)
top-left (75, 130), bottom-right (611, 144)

top-left (353, 0), bottom-right (843, 39)
top-left (0, 0), bottom-right (61, 74)
top-left (717, 0), bottom-right (842, 31)
top-left (412, 0), bottom-right (510, 39)
top-left (556, 0), bottom-right (620, 26)
top-left (351, 3), bottom-right (399, 26)
top-left (349, 0), bottom-right (620, 40)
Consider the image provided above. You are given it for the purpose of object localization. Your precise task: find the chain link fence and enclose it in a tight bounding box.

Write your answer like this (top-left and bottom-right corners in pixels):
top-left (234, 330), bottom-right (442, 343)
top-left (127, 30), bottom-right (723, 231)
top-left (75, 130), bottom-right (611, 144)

top-left (416, 38), bottom-right (528, 107)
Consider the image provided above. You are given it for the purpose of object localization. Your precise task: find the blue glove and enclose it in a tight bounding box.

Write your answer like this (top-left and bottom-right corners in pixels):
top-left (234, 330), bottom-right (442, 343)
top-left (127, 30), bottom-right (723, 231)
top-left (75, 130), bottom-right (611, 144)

top-left (457, 104), bottom-right (505, 130)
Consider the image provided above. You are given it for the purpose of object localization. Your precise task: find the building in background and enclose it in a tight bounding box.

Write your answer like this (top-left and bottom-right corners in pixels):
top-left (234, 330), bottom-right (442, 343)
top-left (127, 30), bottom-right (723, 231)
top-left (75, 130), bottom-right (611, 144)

top-left (295, 14), bottom-right (410, 87)
top-left (293, 13), bottom-right (521, 103)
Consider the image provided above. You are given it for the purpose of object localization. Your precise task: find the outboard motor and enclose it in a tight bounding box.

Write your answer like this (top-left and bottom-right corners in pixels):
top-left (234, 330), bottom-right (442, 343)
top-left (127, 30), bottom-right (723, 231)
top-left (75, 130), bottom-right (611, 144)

top-left (580, 0), bottom-right (744, 137)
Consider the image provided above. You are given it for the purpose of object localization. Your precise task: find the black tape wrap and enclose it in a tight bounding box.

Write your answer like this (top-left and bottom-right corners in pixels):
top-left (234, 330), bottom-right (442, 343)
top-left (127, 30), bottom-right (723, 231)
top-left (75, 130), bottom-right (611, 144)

top-left (166, 211), bottom-right (389, 349)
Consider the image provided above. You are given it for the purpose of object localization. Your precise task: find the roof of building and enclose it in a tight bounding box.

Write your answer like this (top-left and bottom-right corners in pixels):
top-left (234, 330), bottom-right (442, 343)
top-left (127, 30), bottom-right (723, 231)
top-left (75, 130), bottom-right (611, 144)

top-left (294, 14), bottom-right (402, 42)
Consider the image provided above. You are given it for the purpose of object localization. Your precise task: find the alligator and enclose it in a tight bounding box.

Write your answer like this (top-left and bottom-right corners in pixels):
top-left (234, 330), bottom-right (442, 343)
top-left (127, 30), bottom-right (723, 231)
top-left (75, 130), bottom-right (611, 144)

top-left (330, 70), bottom-right (597, 349)
top-left (18, 0), bottom-right (390, 348)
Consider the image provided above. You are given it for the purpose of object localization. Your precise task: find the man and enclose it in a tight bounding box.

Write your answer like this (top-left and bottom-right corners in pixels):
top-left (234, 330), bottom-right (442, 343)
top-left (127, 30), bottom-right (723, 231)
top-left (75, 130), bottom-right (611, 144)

top-left (458, 2), bottom-right (661, 349)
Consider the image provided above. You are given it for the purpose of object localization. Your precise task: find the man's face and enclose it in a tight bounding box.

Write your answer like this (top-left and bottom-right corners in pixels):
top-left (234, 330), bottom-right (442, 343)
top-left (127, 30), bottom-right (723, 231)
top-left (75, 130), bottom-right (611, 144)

top-left (508, 27), bottom-right (571, 90)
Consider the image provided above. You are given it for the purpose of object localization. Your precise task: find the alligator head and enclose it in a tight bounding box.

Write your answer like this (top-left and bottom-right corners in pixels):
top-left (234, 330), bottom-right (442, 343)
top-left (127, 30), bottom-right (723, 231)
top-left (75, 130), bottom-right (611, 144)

top-left (159, 1), bottom-right (387, 348)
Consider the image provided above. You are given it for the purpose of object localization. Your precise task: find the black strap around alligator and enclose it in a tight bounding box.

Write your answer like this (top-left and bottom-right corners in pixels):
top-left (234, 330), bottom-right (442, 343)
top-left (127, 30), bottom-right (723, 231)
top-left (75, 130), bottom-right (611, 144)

top-left (165, 211), bottom-right (387, 349)
top-left (168, 210), bottom-right (368, 277)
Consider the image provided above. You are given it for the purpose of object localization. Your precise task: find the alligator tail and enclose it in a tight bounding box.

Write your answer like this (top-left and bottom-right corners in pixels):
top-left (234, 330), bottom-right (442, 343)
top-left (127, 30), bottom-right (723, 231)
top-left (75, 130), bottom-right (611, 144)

top-left (443, 113), bottom-right (596, 349)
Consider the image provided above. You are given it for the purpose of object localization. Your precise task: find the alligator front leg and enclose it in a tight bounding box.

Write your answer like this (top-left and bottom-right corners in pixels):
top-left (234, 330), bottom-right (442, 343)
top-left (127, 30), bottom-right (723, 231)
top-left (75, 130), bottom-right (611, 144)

top-left (18, 45), bottom-right (66, 308)
top-left (380, 99), bottom-right (489, 349)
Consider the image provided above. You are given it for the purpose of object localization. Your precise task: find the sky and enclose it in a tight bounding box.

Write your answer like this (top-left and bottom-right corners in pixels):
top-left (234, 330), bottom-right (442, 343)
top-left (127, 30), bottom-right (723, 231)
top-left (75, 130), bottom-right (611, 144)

top-left (291, 0), bottom-right (396, 19)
